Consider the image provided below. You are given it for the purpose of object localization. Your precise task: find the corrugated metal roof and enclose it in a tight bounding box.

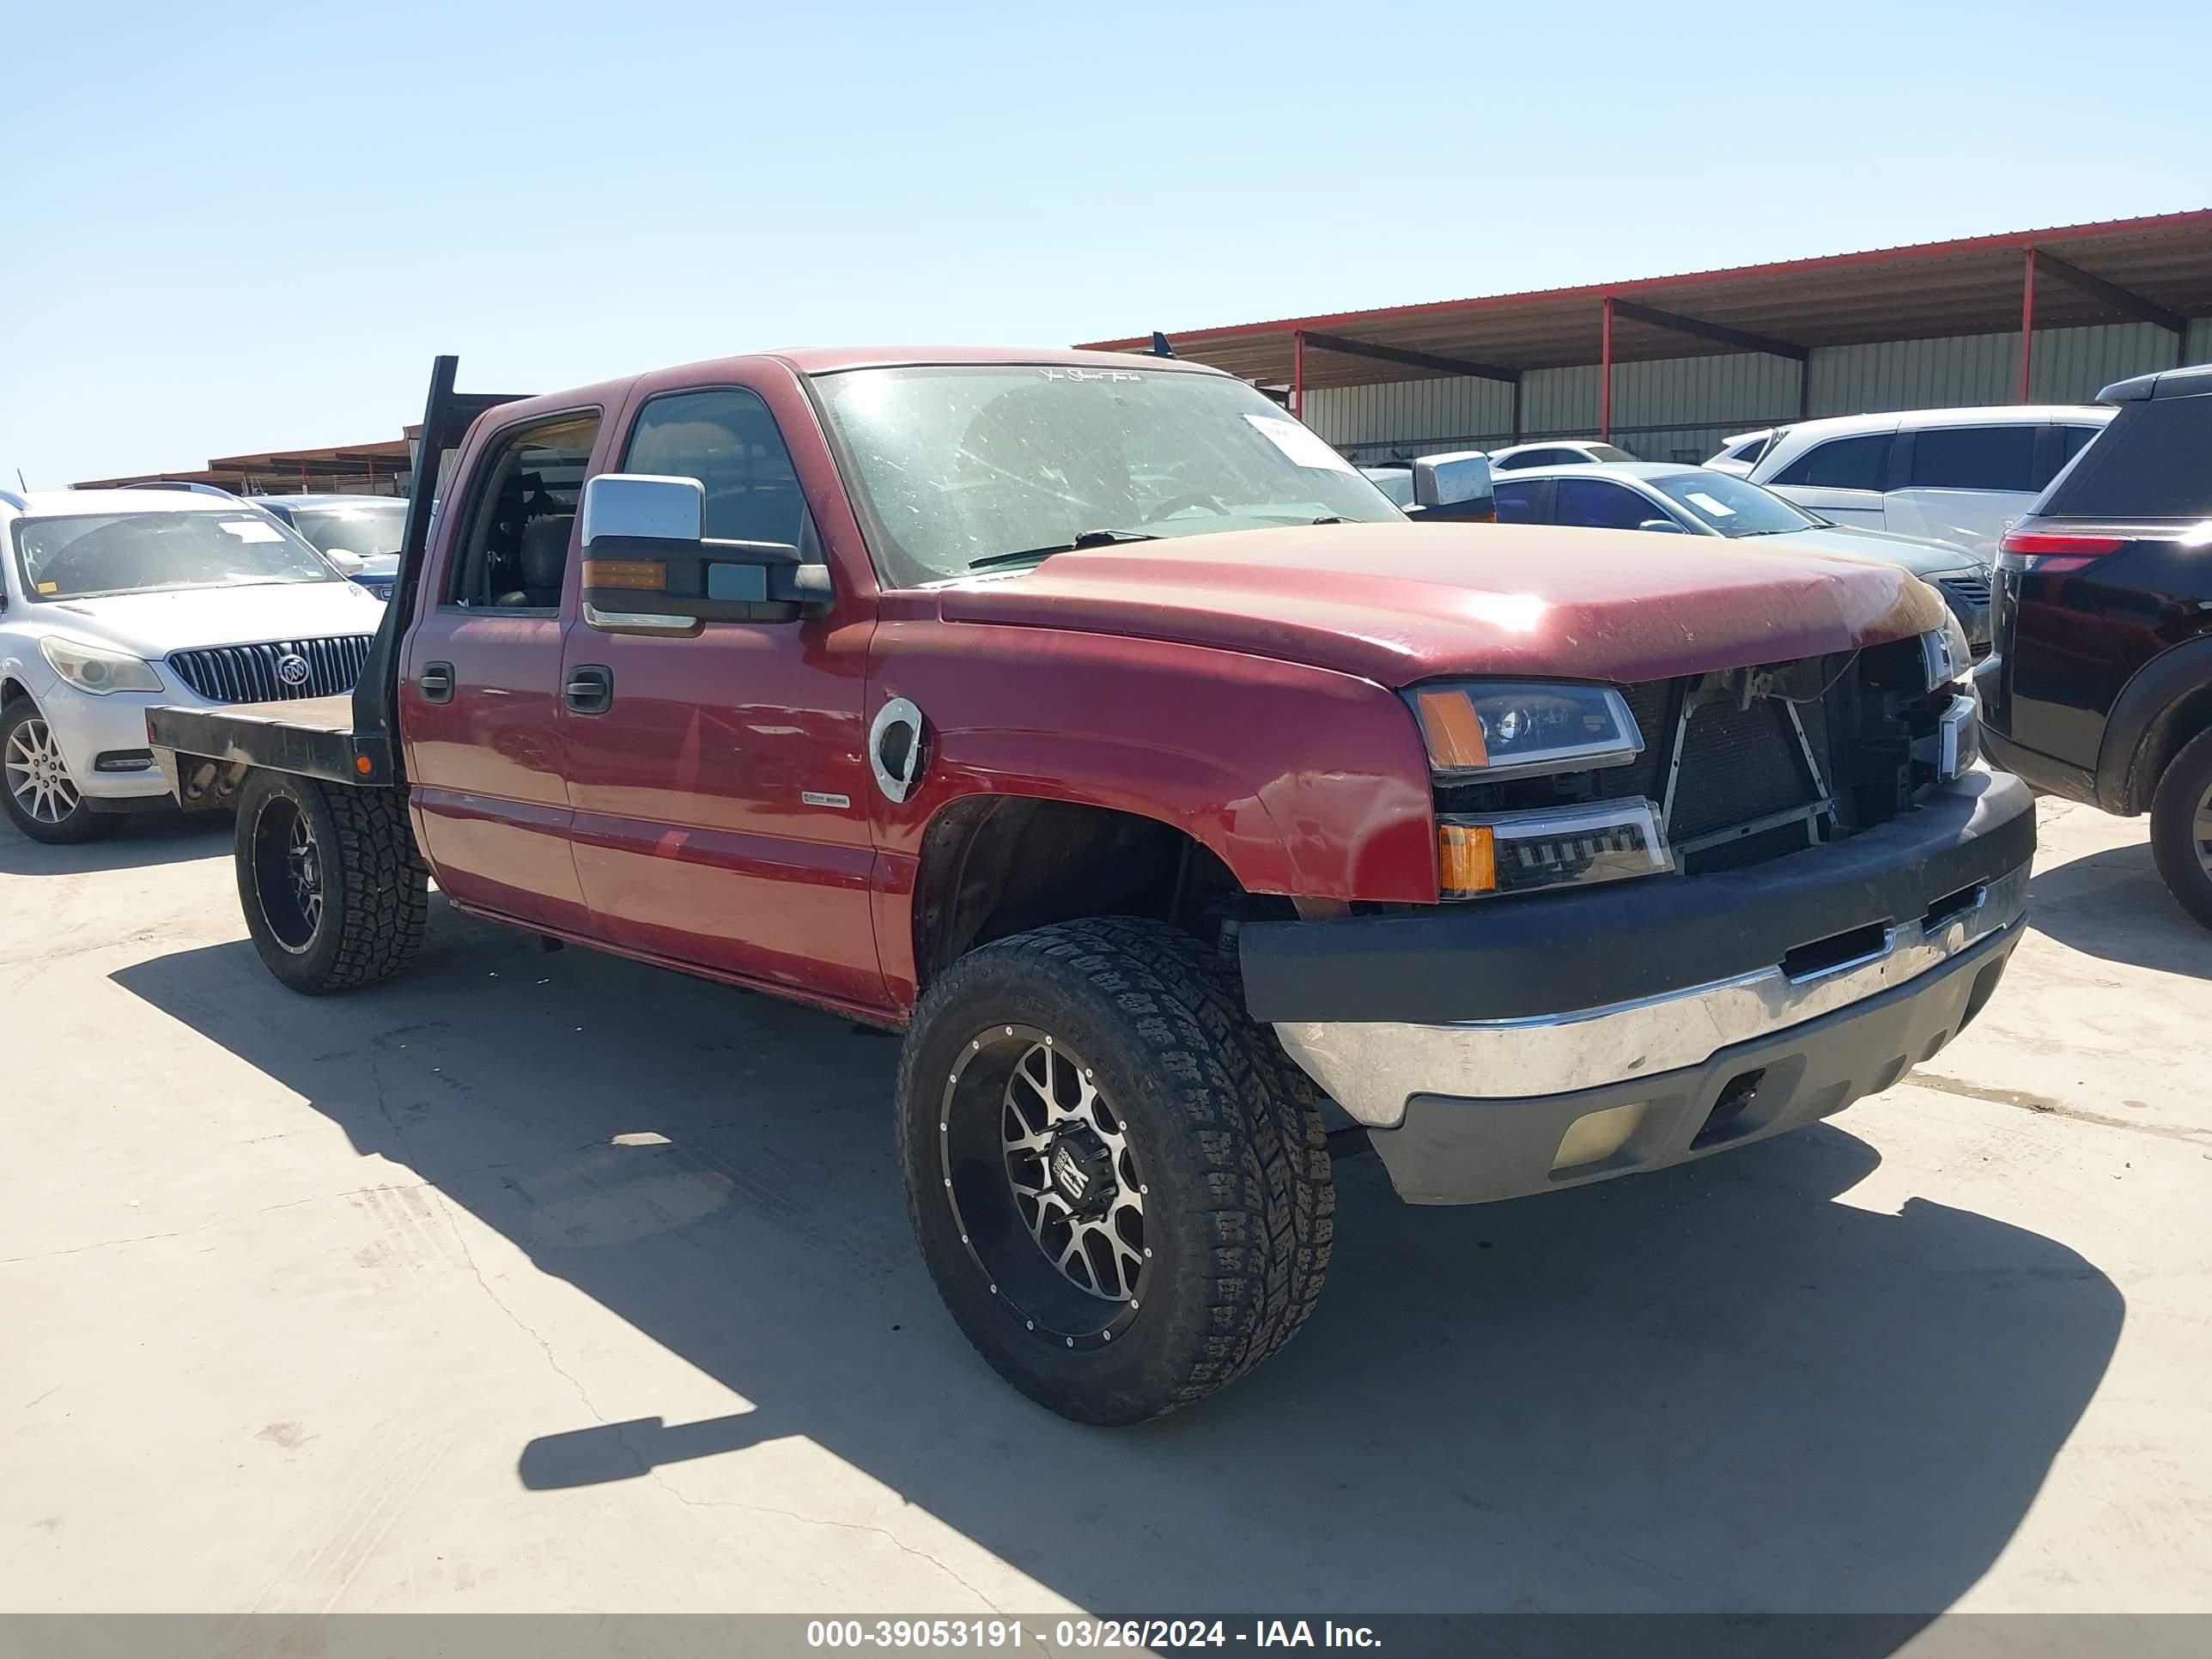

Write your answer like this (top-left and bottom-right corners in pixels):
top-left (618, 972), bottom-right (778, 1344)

top-left (1084, 211), bottom-right (2212, 390)
top-left (76, 438), bottom-right (411, 494)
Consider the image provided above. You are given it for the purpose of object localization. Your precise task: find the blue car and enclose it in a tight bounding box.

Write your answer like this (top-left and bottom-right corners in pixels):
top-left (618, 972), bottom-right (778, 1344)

top-left (252, 494), bottom-right (406, 600)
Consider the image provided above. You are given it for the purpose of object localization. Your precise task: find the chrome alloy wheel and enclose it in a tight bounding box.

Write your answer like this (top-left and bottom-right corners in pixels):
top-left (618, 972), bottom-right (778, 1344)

top-left (3, 715), bottom-right (80, 825)
top-left (1002, 1037), bottom-right (1146, 1302)
top-left (939, 1024), bottom-right (1151, 1348)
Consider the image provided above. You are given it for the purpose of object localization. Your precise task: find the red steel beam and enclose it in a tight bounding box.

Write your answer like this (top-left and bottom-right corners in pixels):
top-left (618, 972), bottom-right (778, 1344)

top-left (1599, 297), bottom-right (1615, 441)
top-left (2017, 247), bottom-right (2038, 403)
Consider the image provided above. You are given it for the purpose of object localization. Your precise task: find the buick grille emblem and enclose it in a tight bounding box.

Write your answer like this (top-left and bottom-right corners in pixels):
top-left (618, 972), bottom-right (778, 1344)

top-left (275, 653), bottom-right (311, 688)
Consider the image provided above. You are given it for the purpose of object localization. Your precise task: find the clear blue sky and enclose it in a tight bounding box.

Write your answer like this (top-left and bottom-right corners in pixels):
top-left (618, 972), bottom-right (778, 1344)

top-left (4, 0), bottom-right (2205, 487)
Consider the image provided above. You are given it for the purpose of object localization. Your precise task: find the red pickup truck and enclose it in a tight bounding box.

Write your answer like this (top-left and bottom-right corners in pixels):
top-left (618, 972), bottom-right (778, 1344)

top-left (148, 349), bottom-right (2033, 1425)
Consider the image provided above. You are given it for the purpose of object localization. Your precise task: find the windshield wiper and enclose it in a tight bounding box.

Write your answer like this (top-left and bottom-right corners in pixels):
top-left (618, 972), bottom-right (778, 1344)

top-left (967, 528), bottom-right (1159, 571)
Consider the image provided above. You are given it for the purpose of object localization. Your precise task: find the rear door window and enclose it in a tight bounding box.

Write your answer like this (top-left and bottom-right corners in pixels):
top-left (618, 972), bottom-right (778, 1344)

top-left (1553, 479), bottom-right (1659, 531)
top-left (1771, 434), bottom-right (1890, 490)
top-left (1908, 424), bottom-right (2039, 491)
top-left (445, 412), bottom-right (601, 610)
top-left (2044, 398), bottom-right (2212, 518)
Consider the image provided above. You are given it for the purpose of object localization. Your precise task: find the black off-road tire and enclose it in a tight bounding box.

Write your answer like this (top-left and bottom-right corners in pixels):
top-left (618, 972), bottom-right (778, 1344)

top-left (235, 769), bottom-right (428, 994)
top-left (2149, 726), bottom-right (2212, 932)
top-left (896, 917), bottom-right (1332, 1425)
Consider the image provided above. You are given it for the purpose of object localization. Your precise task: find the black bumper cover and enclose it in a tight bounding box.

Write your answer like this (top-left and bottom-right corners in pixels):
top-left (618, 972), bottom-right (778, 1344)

top-left (1240, 769), bottom-right (2034, 1025)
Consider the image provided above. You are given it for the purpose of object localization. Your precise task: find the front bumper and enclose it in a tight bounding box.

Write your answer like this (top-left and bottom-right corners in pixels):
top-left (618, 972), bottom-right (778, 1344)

top-left (28, 679), bottom-right (173, 801)
top-left (1243, 768), bottom-right (2033, 1204)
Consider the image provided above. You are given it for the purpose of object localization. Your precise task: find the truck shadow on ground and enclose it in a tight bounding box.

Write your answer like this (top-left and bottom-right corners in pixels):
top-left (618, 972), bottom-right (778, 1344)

top-left (2027, 830), bottom-right (2212, 980)
top-left (115, 912), bottom-right (2122, 1629)
top-left (0, 811), bottom-right (231, 876)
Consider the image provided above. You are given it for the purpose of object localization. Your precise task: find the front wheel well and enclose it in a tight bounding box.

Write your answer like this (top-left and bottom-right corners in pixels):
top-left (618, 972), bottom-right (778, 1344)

top-left (1, 677), bottom-right (31, 710)
top-left (910, 796), bottom-right (1286, 990)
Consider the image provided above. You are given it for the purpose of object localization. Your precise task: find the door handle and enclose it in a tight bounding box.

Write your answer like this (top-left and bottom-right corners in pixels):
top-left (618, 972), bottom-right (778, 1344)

top-left (564, 664), bottom-right (613, 714)
top-left (418, 661), bottom-right (454, 703)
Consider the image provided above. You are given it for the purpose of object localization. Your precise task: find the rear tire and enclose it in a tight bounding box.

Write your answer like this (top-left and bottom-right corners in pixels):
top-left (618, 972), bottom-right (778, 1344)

top-left (235, 770), bottom-right (428, 993)
top-left (896, 918), bottom-right (1331, 1425)
top-left (2149, 726), bottom-right (2212, 932)
top-left (0, 702), bottom-right (122, 846)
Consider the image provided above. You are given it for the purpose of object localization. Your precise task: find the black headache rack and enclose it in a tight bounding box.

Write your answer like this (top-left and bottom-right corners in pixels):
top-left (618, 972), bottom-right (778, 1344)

top-left (144, 357), bottom-right (529, 798)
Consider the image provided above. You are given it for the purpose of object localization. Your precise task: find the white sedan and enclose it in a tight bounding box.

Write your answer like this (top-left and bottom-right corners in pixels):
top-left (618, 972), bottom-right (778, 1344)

top-left (1, 488), bottom-right (388, 843)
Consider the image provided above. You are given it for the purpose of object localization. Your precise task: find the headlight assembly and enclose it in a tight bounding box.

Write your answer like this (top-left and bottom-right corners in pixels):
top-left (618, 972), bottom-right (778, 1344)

top-left (1407, 681), bottom-right (1644, 781)
top-left (40, 636), bottom-right (163, 696)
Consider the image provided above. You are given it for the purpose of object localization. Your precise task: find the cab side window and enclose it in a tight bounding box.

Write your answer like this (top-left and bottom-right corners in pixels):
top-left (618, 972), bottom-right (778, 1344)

top-left (446, 412), bottom-right (600, 610)
top-left (623, 388), bottom-right (816, 553)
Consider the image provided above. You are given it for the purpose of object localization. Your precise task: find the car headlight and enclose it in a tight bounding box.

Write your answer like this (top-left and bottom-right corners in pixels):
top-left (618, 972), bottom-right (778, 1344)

top-left (1407, 681), bottom-right (1644, 781)
top-left (40, 636), bottom-right (164, 696)
top-left (1409, 681), bottom-right (1668, 900)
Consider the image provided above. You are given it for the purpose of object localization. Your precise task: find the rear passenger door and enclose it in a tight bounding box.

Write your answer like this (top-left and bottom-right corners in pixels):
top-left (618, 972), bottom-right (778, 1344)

top-left (1885, 422), bottom-right (2043, 558)
top-left (400, 409), bottom-right (603, 933)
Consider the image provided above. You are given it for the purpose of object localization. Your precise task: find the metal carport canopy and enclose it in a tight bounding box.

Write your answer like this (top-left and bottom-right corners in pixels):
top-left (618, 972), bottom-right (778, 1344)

top-left (1080, 210), bottom-right (2212, 396)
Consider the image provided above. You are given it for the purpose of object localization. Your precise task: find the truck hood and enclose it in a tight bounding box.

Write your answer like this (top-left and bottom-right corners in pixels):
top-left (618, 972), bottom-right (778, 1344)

top-left (931, 522), bottom-right (1947, 687)
top-left (34, 580), bottom-right (386, 659)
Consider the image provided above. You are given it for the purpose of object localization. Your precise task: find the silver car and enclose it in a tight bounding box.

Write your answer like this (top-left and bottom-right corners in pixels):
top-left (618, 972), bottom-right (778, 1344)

top-left (1488, 461), bottom-right (1995, 653)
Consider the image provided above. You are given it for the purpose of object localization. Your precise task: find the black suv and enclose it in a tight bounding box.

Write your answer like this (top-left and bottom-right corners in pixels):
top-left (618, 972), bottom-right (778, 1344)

top-left (1981, 362), bottom-right (2212, 925)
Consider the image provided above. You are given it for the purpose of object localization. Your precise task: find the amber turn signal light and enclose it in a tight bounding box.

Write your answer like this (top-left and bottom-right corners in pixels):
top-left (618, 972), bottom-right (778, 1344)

top-left (580, 558), bottom-right (669, 592)
top-left (1415, 689), bottom-right (1490, 769)
top-left (1437, 822), bottom-right (1497, 897)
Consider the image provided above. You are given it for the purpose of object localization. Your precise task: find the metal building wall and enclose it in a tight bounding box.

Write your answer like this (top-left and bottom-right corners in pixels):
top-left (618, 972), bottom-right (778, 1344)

top-left (1306, 318), bottom-right (2211, 464)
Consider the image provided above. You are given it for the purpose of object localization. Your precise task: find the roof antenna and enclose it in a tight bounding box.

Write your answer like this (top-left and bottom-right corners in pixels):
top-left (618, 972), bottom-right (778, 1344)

top-left (1150, 331), bottom-right (1175, 358)
top-left (14, 469), bottom-right (24, 493)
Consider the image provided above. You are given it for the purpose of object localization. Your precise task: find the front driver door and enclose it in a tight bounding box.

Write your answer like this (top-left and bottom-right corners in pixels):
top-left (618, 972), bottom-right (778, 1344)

top-left (558, 374), bottom-right (884, 1011)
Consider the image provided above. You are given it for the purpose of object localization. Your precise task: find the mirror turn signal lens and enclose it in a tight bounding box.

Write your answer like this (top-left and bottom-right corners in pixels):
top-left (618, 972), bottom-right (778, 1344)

top-left (580, 558), bottom-right (668, 592)
top-left (1437, 822), bottom-right (1497, 896)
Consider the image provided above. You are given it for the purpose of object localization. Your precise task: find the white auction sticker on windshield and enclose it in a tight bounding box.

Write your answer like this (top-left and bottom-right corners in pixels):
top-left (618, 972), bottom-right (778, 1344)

top-left (1685, 491), bottom-right (1735, 517)
top-left (218, 519), bottom-right (286, 542)
top-left (1245, 415), bottom-right (1358, 473)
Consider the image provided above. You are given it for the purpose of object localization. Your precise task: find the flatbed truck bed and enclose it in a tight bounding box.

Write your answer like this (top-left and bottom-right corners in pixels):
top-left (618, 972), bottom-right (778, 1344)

top-left (143, 360), bottom-right (520, 806)
top-left (147, 696), bottom-right (389, 799)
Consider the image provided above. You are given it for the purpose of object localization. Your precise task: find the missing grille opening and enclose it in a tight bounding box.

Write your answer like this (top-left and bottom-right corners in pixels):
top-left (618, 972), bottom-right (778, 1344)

top-left (1783, 921), bottom-right (1891, 981)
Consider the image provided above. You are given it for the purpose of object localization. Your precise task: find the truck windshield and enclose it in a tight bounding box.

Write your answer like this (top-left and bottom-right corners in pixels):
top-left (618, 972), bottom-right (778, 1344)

top-left (11, 510), bottom-right (338, 600)
top-left (1646, 471), bottom-right (1822, 537)
top-left (811, 364), bottom-right (1404, 584)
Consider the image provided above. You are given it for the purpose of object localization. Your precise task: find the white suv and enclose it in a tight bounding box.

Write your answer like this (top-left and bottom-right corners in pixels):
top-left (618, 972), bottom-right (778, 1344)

top-left (1, 488), bottom-right (388, 842)
top-left (1744, 404), bottom-right (2112, 560)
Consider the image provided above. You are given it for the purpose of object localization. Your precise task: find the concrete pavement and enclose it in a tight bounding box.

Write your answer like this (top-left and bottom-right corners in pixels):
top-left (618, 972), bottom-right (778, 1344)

top-left (2, 797), bottom-right (2207, 1615)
